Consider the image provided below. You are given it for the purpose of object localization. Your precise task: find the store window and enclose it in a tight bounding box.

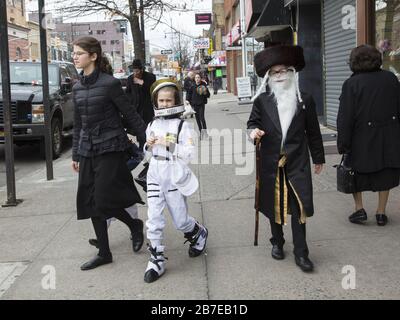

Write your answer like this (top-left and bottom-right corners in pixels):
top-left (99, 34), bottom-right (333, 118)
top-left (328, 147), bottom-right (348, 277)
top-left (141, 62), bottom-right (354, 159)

top-left (375, 0), bottom-right (400, 79)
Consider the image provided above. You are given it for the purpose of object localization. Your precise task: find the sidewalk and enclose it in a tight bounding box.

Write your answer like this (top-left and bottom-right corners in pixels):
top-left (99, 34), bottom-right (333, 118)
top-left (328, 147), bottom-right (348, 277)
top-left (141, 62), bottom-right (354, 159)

top-left (1, 92), bottom-right (400, 300)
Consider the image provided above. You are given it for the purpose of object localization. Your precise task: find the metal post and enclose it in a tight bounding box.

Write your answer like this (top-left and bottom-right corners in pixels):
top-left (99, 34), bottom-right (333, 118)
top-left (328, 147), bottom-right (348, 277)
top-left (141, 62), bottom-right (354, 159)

top-left (140, 0), bottom-right (145, 63)
top-left (39, 0), bottom-right (54, 180)
top-left (0, 1), bottom-right (21, 206)
top-left (240, 0), bottom-right (247, 77)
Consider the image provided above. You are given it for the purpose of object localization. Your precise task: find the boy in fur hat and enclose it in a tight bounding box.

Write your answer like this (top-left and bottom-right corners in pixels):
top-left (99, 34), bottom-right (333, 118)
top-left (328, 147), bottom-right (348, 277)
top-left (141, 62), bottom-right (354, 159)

top-left (247, 45), bottom-right (325, 272)
top-left (143, 79), bottom-right (208, 283)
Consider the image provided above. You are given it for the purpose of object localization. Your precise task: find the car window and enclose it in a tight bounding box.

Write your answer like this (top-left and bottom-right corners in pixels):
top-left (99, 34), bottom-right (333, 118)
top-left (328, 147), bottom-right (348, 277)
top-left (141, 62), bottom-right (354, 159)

top-left (66, 64), bottom-right (79, 83)
top-left (60, 67), bottom-right (68, 83)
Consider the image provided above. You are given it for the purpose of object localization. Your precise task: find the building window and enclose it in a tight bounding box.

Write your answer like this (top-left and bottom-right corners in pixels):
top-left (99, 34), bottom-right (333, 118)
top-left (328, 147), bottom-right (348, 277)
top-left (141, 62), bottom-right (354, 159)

top-left (102, 40), bottom-right (106, 45)
top-left (16, 47), bottom-right (22, 58)
top-left (111, 40), bottom-right (115, 45)
top-left (375, 0), bottom-right (400, 80)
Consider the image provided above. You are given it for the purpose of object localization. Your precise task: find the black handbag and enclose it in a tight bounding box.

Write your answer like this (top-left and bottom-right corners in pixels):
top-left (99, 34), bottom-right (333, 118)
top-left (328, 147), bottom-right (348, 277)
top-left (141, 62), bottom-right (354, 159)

top-left (334, 155), bottom-right (356, 194)
top-left (134, 162), bottom-right (149, 192)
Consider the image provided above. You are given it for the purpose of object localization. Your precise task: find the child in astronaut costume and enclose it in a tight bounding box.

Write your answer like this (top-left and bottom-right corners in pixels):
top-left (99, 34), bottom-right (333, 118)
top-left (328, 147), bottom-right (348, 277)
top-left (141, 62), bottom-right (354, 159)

top-left (143, 79), bottom-right (208, 283)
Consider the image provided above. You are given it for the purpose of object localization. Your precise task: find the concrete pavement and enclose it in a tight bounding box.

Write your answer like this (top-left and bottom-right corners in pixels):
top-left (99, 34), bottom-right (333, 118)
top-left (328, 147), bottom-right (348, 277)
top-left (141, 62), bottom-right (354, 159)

top-left (1, 91), bottom-right (400, 300)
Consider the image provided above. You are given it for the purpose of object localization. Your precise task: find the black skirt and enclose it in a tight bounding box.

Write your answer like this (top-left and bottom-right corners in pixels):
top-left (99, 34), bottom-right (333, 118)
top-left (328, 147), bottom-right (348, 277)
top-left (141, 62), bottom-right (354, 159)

top-left (354, 168), bottom-right (400, 192)
top-left (76, 151), bottom-right (144, 220)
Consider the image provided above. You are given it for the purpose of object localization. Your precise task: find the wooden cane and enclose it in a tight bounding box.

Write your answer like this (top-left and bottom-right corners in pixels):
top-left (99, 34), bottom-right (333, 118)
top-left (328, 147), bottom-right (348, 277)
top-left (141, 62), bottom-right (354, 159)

top-left (254, 138), bottom-right (261, 246)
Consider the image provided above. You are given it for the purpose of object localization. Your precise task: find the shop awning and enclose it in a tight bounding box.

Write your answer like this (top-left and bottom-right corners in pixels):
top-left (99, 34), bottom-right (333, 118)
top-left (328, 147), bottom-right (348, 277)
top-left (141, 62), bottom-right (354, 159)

top-left (247, 0), bottom-right (292, 40)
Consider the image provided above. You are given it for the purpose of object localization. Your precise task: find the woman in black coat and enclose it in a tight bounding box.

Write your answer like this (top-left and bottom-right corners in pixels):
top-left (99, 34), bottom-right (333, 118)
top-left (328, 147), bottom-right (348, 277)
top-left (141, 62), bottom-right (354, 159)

top-left (186, 73), bottom-right (210, 139)
top-left (337, 45), bottom-right (400, 226)
top-left (72, 37), bottom-right (147, 270)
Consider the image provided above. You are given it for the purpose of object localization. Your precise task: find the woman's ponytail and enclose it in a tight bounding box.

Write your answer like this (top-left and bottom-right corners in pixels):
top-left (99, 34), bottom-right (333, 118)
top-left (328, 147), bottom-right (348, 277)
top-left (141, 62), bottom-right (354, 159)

top-left (100, 55), bottom-right (113, 75)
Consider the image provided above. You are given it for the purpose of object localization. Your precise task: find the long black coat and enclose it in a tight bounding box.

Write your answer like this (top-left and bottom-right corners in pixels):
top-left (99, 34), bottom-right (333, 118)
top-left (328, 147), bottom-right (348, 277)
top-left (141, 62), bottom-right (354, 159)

top-left (337, 70), bottom-right (400, 173)
top-left (247, 92), bottom-right (325, 219)
top-left (72, 68), bottom-right (146, 162)
top-left (126, 71), bottom-right (156, 125)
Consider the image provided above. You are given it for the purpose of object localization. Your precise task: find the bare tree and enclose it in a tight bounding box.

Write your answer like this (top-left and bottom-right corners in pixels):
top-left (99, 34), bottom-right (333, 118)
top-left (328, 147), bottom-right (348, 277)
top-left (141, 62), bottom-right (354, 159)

top-left (54, 0), bottom-right (196, 63)
top-left (168, 32), bottom-right (195, 72)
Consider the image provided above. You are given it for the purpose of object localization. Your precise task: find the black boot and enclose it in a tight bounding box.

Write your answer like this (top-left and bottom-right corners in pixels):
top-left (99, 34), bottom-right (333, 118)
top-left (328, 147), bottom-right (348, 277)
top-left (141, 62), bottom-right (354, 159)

top-left (295, 256), bottom-right (314, 272)
top-left (131, 219), bottom-right (144, 252)
top-left (271, 245), bottom-right (285, 260)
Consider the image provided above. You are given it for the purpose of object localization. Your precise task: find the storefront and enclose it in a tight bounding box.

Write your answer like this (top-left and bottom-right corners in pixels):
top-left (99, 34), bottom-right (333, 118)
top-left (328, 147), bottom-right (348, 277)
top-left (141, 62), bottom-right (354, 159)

top-left (372, 0), bottom-right (400, 80)
top-left (207, 50), bottom-right (228, 90)
top-left (322, 0), bottom-right (357, 127)
top-left (322, 0), bottom-right (400, 128)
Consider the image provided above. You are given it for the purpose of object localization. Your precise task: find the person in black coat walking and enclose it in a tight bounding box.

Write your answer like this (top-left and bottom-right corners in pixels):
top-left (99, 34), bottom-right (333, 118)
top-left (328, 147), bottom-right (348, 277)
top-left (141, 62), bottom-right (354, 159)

top-left (247, 45), bottom-right (325, 272)
top-left (337, 45), bottom-right (400, 226)
top-left (72, 37), bottom-right (147, 270)
top-left (186, 74), bottom-right (210, 139)
top-left (126, 59), bottom-right (156, 125)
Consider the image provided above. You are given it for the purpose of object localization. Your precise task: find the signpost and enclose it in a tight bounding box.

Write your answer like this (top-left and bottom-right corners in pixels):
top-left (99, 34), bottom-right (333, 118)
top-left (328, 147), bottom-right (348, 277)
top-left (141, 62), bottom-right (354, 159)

top-left (161, 49), bottom-right (173, 55)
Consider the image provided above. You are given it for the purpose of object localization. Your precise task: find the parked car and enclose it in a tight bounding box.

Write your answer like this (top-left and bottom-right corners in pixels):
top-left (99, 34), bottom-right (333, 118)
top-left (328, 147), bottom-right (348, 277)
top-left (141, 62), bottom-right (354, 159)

top-left (0, 60), bottom-right (79, 158)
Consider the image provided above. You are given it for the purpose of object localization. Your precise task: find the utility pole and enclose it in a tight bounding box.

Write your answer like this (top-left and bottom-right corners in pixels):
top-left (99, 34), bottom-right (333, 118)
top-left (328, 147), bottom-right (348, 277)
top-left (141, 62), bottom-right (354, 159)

top-left (239, 0), bottom-right (247, 78)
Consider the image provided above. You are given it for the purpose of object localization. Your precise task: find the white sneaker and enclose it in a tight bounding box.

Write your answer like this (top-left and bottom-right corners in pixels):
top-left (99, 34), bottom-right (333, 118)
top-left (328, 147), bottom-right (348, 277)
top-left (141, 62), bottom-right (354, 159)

top-left (144, 245), bottom-right (167, 283)
top-left (184, 223), bottom-right (208, 257)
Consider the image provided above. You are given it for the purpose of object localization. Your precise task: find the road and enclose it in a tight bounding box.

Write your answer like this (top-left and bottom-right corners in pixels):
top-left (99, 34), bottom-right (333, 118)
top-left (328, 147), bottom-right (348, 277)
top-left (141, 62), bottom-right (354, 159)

top-left (0, 138), bottom-right (72, 189)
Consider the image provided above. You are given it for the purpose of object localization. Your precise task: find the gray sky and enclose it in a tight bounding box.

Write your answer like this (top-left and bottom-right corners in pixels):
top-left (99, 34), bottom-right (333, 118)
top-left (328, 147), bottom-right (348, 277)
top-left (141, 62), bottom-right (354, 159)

top-left (26, 0), bottom-right (212, 52)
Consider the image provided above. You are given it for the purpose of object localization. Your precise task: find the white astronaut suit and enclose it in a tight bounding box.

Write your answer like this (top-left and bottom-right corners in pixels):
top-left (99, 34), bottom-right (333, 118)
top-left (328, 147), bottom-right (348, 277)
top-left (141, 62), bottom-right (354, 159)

top-left (144, 117), bottom-right (198, 247)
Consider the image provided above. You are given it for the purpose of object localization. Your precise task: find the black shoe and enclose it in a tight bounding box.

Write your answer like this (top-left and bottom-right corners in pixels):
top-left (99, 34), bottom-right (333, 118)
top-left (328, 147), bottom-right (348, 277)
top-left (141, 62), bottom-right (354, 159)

top-left (376, 214), bottom-right (388, 226)
top-left (80, 254), bottom-right (112, 271)
top-left (271, 245), bottom-right (284, 260)
top-left (88, 238), bottom-right (99, 248)
top-left (131, 219), bottom-right (144, 252)
top-left (295, 256), bottom-right (314, 272)
top-left (349, 208), bottom-right (367, 224)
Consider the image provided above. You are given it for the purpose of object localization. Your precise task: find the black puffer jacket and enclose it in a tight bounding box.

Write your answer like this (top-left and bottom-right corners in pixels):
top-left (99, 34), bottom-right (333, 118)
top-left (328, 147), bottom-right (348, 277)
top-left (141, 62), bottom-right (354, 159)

top-left (72, 68), bottom-right (146, 161)
top-left (186, 82), bottom-right (210, 106)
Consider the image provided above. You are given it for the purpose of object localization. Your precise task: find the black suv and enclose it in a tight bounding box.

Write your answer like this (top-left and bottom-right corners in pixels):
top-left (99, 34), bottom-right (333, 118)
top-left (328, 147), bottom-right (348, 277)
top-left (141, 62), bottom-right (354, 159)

top-left (0, 60), bottom-right (79, 158)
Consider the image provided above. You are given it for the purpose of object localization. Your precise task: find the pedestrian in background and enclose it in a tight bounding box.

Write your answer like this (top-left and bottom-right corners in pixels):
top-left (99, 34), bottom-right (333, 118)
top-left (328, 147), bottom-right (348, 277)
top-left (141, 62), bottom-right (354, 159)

top-left (126, 59), bottom-right (156, 125)
top-left (186, 74), bottom-right (210, 139)
top-left (71, 36), bottom-right (147, 270)
top-left (337, 45), bottom-right (400, 226)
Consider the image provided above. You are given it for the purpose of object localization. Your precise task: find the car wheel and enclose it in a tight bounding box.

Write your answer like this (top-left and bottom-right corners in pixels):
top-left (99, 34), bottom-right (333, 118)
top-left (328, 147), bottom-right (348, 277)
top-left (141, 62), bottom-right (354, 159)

top-left (51, 118), bottom-right (63, 159)
top-left (39, 118), bottom-right (63, 159)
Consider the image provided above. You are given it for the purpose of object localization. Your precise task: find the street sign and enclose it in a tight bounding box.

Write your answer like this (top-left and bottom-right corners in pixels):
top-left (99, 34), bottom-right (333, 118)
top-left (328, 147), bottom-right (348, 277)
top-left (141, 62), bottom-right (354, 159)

top-left (236, 77), bottom-right (252, 99)
top-left (195, 13), bottom-right (212, 25)
top-left (161, 49), bottom-right (173, 55)
top-left (193, 38), bottom-right (210, 49)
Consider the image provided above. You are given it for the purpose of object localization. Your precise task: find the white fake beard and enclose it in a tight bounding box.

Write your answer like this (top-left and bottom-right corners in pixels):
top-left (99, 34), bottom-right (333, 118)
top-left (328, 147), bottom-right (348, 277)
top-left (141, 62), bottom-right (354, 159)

top-left (269, 73), bottom-right (298, 146)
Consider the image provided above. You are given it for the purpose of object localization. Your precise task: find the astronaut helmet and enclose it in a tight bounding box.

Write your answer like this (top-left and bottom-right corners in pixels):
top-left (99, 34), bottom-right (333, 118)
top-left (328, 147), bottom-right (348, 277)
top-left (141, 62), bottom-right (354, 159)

top-left (150, 78), bottom-right (185, 119)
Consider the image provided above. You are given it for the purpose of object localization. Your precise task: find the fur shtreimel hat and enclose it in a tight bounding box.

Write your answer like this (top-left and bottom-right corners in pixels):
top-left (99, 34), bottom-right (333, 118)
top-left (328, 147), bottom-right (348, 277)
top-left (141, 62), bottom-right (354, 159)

top-left (254, 45), bottom-right (306, 78)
